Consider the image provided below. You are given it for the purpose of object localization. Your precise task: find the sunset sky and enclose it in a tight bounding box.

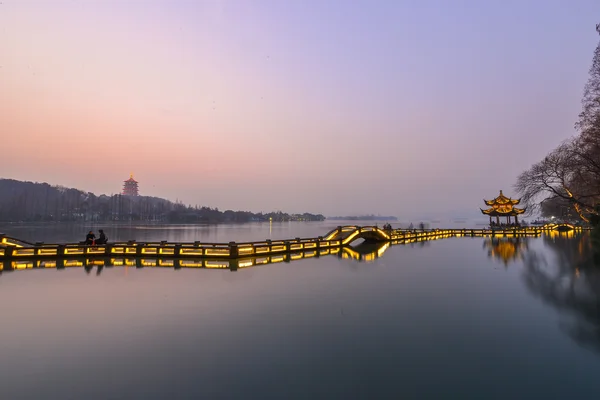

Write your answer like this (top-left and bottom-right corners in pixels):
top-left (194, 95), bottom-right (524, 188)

top-left (1, 0), bottom-right (598, 219)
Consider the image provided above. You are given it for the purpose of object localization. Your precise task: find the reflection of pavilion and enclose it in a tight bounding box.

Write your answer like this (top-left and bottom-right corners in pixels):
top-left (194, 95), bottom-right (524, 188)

top-left (483, 237), bottom-right (528, 266)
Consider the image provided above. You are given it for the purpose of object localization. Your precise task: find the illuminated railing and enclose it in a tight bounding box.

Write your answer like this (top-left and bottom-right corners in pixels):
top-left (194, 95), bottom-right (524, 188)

top-left (0, 224), bottom-right (591, 273)
top-left (0, 224), bottom-right (590, 266)
top-left (2, 247), bottom-right (347, 272)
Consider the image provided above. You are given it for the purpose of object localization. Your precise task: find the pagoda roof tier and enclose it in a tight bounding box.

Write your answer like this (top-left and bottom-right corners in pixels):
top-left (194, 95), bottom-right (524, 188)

top-left (124, 173), bottom-right (138, 183)
top-left (483, 190), bottom-right (521, 206)
top-left (480, 207), bottom-right (526, 216)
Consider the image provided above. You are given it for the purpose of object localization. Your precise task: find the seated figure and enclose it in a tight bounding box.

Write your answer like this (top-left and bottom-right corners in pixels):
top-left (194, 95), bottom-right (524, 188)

top-left (96, 229), bottom-right (108, 245)
top-left (85, 231), bottom-right (95, 245)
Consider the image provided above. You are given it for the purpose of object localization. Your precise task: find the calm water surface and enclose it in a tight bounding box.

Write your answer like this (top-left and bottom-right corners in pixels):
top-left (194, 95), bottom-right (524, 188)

top-left (0, 220), bottom-right (474, 243)
top-left (1, 223), bottom-right (599, 399)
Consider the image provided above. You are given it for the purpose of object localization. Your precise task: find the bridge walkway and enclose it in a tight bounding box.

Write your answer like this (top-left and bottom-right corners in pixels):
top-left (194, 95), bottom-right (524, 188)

top-left (0, 224), bottom-right (589, 270)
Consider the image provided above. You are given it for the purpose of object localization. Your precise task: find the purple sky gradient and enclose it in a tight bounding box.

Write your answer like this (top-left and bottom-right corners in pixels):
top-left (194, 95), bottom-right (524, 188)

top-left (1, 0), bottom-right (598, 219)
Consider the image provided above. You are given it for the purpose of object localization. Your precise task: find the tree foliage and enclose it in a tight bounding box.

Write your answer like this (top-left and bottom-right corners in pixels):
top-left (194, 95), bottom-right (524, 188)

top-left (0, 179), bottom-right (325, 223)
top-left (515, 39), bottom-right (600, 221)
top-left (577, 43), bottom-right (600, 132)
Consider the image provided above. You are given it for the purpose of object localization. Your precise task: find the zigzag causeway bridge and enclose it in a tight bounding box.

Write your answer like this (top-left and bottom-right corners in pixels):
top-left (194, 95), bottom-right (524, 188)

top-left (0, 224), bottom-right (587, 272)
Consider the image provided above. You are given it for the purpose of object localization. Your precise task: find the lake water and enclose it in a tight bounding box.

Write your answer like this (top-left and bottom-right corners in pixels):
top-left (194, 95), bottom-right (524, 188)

top-left (0, 219), bottom-right (486, 244)
top-left (1, 222), bottom-right (599, 399)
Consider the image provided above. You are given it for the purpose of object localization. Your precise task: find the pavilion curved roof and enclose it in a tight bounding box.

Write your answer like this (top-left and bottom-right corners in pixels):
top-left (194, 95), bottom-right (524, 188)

top-left (480, 207), bottom-right (526, 216)
top-left (483, 190), bottom-right (521, 206)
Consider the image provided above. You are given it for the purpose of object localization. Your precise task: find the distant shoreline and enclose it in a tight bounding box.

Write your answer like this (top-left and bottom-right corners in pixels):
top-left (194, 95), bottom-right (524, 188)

top-left (0, 220), bottom-right (327, 227)
top-left (327, 216), bottom-right (398, 221)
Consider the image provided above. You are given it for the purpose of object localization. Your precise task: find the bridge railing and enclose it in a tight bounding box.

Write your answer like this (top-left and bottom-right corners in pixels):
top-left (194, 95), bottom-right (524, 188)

top-left (0, 234), bottom-right (347, 260)
top-left (3, 245), bottom-right (350, 272)
top-left (0, 225), bottom-right (590, 261)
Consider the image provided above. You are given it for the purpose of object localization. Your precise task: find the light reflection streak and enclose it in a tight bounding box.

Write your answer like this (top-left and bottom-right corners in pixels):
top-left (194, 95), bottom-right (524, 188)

top-left (0, 228), bottom-right (591, 275)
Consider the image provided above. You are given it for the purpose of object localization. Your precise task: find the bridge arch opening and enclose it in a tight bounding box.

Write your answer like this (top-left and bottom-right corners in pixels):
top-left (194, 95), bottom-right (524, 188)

top-left (324, 226), bottom-right (391, 245)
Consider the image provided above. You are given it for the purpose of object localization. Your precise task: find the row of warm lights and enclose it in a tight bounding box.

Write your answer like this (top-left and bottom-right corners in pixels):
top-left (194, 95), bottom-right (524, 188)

top-left (4, 231), bottom-right (585, 272)
top-left (3, 248), bottom-right (345, 271)
top-left (0, 224), bottom-right (590, 263)
top-left (0, 231), bottom-right (580, 260)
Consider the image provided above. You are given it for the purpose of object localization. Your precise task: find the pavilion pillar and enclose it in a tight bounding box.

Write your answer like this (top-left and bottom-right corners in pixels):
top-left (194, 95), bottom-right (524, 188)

top-left (515, 215), bottom-right (519, 225)
top-left (496, 216), bottom-right (500, 225)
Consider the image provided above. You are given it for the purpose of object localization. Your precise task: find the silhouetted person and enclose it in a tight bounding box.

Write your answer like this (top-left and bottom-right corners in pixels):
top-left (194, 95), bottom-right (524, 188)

top-left (85, 231), bottom-right (95, 245)
top-left (96, 229), bottom-right (108, 245)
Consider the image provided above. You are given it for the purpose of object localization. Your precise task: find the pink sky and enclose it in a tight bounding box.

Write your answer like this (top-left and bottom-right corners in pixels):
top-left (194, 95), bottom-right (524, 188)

top-left (1, 0), bottom-right (599, 218)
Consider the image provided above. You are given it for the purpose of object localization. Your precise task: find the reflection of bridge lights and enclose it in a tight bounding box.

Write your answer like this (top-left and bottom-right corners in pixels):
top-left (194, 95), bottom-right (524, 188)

top-left (341, 250), bottom-right (361, 261)
top-left (141, 260), bottom-right (157, 267)
top-left (179, 260), bottom-right (203, 268)
top-left (11, 260), bottom-right (35, 269)
top-left (205, 261), bottom-right (228, 269)
top-left (364, 253), bottom-right (376, 261)
top-left (110, 258), bottom-right (136, 267)
top-left (2, 225), bottom-right (591, 274)
top-left (65, 260), bottom-right (84, 267)
top-left (547, 229), bottom-right (575, 240)
top-left (341, 241), bottom-right (391, 262)
top-left (40, 261), bottom-right (57, 268)
top-left (377, 242), bottom-right (390, 258)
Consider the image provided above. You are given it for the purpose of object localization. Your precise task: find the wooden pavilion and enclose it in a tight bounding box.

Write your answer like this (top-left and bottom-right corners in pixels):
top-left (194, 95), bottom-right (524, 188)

top-left (481, 190), bottom-right (525, 226)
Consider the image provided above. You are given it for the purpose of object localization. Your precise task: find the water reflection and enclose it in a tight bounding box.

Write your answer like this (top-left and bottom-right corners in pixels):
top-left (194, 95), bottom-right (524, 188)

top-left (7, 229), bottom-right (599, 357)
top-left (2, 233), bottom-right (453, 275)
top-left (3, 231), bottom-right (600, 398)
top-left (522, 232), bottom-right (600, 353)
top-left (2, 239), bottom-right (396, 275)
top-left (483, 236), bottom-right (528, 267)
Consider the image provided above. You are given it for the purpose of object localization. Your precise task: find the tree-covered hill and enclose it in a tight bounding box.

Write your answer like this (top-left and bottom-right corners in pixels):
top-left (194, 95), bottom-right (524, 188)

top-left (0, 179), bottom-right (325, 223)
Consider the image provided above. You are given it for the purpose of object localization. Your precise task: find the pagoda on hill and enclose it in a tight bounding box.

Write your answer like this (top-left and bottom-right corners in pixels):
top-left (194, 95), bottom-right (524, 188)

top-left (481, 190), bottom-right (525, 226)
top-left (122, 174), bottom-right (139, 196)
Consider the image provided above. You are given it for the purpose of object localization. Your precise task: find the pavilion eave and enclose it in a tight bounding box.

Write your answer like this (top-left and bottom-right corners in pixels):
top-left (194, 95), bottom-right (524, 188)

top-left (480, 208), bottom-right (526, 217)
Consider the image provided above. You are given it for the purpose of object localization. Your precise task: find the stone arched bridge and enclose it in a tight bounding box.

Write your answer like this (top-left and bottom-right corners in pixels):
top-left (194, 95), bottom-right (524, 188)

top-left (323, 226), bottom-right (391, 245)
